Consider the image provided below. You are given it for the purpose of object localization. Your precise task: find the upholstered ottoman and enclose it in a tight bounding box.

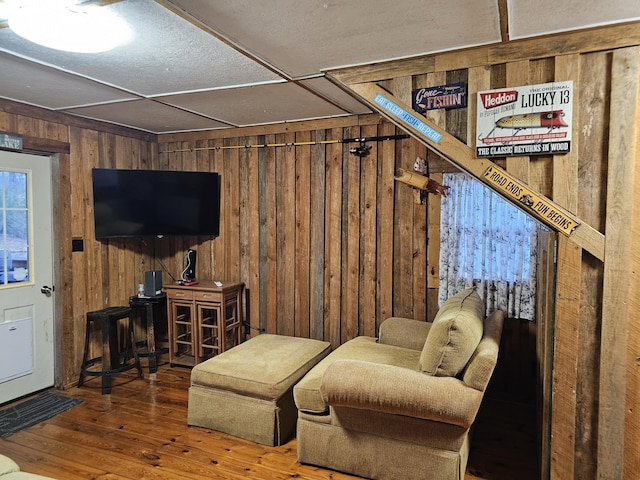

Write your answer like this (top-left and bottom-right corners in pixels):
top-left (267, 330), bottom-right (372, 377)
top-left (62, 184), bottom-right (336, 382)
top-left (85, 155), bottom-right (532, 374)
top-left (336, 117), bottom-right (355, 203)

top-left (188, 334), bottom-right (331, 446)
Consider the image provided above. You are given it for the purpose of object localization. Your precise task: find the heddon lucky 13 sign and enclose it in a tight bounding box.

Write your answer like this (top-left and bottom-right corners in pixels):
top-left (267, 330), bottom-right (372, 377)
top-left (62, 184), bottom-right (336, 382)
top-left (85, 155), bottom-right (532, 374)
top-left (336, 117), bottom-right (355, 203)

top-left (476, 81), bottom-right (573, 158)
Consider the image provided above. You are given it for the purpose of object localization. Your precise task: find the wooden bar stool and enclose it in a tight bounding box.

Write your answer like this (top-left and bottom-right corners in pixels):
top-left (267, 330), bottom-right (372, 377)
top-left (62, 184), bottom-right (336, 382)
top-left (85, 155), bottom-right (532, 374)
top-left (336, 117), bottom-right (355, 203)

top-left (128, 294), bottom-right (169, 374)
top-left (78, 306), bottom-right (143, 394)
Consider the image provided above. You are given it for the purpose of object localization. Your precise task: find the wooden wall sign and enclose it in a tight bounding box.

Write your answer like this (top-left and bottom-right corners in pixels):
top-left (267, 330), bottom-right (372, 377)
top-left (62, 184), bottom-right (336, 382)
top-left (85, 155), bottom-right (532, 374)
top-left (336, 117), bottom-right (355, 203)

top-left (373, 93), bottom-right (443, 144)
top-left (476, 81), bottom-right (573, 158)
top-left (0, 132), bottom-right (23, 151)
top-left (413, 82), bottom-right (467, 112)
top-left (484, 165), bottom-right (580, 235)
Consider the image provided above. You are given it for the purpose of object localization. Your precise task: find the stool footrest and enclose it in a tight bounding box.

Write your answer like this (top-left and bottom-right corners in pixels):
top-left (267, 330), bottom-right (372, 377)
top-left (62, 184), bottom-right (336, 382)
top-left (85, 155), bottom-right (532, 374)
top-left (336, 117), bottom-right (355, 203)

top-left (80, 357), bottom-right (144, 376)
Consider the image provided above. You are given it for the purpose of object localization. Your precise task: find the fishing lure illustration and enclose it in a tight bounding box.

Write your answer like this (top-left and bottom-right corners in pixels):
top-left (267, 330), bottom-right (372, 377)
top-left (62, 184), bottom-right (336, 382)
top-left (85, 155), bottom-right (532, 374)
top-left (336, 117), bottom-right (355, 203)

top-left (480, 110), bottom-right (569, 142)
top-left (496, 110), bottom-right (568, 130)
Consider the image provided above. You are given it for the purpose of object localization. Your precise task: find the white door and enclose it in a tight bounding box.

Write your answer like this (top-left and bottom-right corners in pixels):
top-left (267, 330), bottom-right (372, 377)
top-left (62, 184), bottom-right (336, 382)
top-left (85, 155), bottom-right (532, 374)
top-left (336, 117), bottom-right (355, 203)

top-left (0, 150), bottom-right (54, 405)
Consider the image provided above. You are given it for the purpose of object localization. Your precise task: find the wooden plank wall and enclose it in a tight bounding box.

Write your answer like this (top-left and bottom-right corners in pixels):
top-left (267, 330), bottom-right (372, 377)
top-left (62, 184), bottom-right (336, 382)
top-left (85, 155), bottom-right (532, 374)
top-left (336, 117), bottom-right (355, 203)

top-left (2, 22), bottom-right (639, 480)
top-left (329, 23), bottom-right (640, 480)
top-left (0, 100), bottom-right (159, 387)
top-left (0, 63), bottom-right (563, 477)
top-left (156, 89), bottom-right (537, 402)
top-left (0, 106), bottom-right (431, 391)
top-left (157, 116), bottom-right (428, 346)
top-left (599, 46), bottom-right (640, 480)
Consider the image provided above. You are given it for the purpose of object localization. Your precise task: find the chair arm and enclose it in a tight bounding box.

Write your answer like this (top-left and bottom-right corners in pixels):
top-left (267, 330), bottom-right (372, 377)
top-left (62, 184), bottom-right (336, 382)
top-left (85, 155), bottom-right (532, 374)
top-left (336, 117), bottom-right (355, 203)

top-left (0, 455), bottom-right (20, 475)
top-left (378, 317), bottom-right (432, 350)
top-left (320, 359), bottom-right (483, 429)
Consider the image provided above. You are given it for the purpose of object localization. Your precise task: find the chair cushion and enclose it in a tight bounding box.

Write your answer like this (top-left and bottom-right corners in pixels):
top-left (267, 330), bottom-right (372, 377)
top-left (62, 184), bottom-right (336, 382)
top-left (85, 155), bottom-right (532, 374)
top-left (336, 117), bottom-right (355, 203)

top-left (294, 336), bottom-right (421, 413)
top-left (419, 288), bottom-right (484, 377)
top-left (378, 317), bottom-right (432, 350)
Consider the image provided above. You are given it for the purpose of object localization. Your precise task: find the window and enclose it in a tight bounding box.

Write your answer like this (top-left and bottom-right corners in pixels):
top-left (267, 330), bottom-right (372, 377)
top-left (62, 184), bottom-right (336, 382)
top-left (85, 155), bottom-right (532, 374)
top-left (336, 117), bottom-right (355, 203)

top-left (0, 170), bottom-right (30, 286)
top-left (438, 172), bottom-right (546, 321)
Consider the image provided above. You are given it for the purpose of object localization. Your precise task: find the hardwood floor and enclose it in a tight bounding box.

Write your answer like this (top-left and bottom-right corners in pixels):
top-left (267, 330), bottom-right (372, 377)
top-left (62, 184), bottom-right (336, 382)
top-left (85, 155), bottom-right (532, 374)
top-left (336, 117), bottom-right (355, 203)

top-left (0, 362), bottom-right (538, 480)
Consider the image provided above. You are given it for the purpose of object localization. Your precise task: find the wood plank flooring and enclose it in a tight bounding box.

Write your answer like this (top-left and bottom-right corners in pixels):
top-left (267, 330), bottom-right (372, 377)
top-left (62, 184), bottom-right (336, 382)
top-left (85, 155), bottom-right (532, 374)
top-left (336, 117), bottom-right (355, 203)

top-left (0, 363), bottom-right (538, 480)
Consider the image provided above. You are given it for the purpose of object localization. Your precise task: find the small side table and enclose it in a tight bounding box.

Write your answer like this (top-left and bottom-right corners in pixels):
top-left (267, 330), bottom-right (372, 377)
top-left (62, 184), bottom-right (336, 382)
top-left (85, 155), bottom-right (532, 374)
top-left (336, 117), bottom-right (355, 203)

top-left (164, 281), bottom-right (244, 367)
top-left (129, 293), bottom-right (169, 374)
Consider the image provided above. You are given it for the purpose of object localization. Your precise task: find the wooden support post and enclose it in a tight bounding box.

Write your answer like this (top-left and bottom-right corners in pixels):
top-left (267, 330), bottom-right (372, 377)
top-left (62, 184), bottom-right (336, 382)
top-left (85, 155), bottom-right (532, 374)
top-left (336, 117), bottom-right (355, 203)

top-left (377, 122), bottom-right (396, 328)
top-left (551, 235), bottom-right (580, 480)
top-left (424, 71), bottom-right (447, 320)
top-left (536, 229), bottom-right (557, 480)
top-left (598, 45), bottom-right (640, 480)
top-left (545, 53), bottom-right (582, 480)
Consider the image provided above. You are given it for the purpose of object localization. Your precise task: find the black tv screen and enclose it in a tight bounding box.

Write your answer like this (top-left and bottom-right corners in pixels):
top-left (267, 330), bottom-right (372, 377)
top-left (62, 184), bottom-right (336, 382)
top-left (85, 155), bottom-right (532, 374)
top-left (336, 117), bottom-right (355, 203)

top-left (92, 168), bottom-right (220, 239)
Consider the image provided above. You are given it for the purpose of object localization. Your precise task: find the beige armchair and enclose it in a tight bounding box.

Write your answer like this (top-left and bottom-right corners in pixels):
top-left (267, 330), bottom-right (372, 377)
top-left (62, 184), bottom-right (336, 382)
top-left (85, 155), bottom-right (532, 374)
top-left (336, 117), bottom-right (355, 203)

top-left (293, 288), bottom-right (505, 480)
top-left (0, 455), bottom-right (54, 479)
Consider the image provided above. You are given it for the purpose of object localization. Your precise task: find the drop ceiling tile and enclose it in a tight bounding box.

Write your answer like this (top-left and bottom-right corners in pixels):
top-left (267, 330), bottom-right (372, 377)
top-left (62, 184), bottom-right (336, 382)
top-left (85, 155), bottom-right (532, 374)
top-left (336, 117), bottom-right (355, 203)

top-left (157, 82), bottom-right (349, 127)
top-left (65, 99), bottom-right (230, 133)
top-left (2, 0), bottom-right (639, 135)
top-left (170, 0), bottom-right (502, 78)
top-left (0, 51), bottom-right (137, 109)
top-left (508, 0), bottom-right (640, 39)
top-left (299, 77), bottom-right (372, 115)
top-left (0, 0), bottom-right (283, 96)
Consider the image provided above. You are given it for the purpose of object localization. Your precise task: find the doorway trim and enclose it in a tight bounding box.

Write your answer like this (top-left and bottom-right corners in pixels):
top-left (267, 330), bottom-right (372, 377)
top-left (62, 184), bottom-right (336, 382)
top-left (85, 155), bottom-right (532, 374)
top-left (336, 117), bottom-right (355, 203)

top-left (1, 143), bottom-right (67, 392)
top-left (50, 153), bottom-right (64, 390)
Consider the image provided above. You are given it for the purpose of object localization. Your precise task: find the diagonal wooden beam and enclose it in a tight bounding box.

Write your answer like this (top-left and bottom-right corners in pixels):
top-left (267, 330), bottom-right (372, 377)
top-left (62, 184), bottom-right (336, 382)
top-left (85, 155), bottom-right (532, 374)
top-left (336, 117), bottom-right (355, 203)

top-left (349, 81), bottom-right (605, 261)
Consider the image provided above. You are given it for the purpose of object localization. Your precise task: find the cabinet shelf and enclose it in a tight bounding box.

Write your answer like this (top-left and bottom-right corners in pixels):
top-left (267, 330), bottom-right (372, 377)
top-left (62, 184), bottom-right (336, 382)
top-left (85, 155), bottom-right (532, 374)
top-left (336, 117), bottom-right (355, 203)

top-left (165, 281), bottom-right (244, 367)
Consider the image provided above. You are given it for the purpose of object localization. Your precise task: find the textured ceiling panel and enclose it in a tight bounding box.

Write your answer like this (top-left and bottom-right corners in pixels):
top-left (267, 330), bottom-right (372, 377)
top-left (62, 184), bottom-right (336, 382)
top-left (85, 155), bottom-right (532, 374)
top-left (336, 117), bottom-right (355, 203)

top-left (66, 99), bottom-right (230, 133)
top-left (0, 51), bottom-right (137, 109)
top-left (170, 0), bottom-right (503, 78)
top-left (156, 82), bottom-right (349, 127)
top-left (0, 0), bottom-right (283, 96)
top-left (299, 77), bottom-right (372, 115)
top-left (507, 0), bottom-right (640, 39)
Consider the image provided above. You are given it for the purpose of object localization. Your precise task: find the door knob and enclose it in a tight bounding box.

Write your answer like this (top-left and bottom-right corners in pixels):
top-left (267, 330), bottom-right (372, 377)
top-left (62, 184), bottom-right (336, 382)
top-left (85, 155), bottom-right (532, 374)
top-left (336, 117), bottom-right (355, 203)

top-left (41, 285), bottom-right (54, 296)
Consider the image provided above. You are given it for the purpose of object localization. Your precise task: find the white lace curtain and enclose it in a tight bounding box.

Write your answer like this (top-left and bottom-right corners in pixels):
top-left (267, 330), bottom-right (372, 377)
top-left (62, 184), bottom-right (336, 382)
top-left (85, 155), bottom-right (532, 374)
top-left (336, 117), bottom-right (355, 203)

top-left (438, 172), bottom-right (545, 321)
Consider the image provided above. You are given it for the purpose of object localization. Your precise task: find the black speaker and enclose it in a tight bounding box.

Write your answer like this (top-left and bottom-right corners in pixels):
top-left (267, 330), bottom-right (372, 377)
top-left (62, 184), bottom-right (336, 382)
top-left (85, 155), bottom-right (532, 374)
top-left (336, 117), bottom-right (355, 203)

top-left (183, 249), bottom-right (197, 281)
top-left (144, 270), bottom-right (163, 297)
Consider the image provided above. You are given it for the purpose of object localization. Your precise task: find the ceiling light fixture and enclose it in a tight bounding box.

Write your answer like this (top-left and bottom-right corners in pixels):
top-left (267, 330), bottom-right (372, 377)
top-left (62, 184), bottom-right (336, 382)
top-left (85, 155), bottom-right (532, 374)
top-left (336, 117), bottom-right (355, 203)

top-left (8, 0), bottom-right (132, 53)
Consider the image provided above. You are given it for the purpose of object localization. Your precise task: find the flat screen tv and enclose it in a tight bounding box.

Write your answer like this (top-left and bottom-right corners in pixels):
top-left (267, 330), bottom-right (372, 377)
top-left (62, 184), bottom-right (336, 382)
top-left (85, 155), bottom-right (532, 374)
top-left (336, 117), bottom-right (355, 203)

top-left (92, 168), bottom-right (220, 239)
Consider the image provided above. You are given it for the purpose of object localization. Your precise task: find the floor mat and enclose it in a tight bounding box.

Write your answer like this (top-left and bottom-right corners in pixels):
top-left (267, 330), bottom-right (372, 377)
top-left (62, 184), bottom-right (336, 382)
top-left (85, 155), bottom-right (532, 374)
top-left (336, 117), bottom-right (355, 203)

top-left (0, 390), bottom-right (83, 438)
